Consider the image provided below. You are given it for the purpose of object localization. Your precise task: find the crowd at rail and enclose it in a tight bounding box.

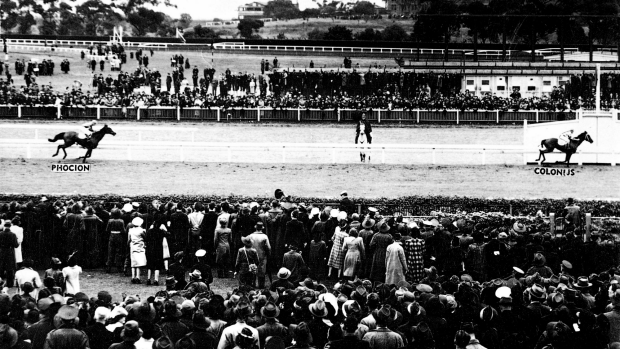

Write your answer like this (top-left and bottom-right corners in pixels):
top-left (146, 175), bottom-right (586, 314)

top-left (0, 194), bottom-right (619, 349)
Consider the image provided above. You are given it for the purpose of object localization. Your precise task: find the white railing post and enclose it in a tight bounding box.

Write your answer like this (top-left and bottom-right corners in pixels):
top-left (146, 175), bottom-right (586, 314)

top-left (416, 110), bottom-right (420, 123)
top-left (96, 105), bottom-right (101, 120)
top-left (177, 106), bottom-right (181, 121)
top-left (377, 109), bottom-right (381, 124)
top-left (17, 105), bottom-right (21, 118)
top-left (496, 111), bottom-right (499, 124)
top-left (337, 109), bottom-right (341, 122)
top-left (298, 108), bottom-right (301, 122)
top-left (535, 110), bottom-right (539, 123)
top-left (456, 110), bottom-right (459, 124)
top-left (523, 119), bottom-right (528, 165)
top-left (57, 105), bottom-right (61, 119)
top-left (257, 108), bottom-right (260, 122)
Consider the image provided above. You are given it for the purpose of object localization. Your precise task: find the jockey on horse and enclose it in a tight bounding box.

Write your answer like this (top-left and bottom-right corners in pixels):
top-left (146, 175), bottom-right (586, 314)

top-left (78, 120), bottom-right (98, 142)
top-left (556, 129), bottom-right (579, 152)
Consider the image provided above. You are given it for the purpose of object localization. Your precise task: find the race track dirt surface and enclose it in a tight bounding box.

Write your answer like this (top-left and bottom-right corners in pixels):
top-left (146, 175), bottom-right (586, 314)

top-left (2, 158), bottom-right (618, 200)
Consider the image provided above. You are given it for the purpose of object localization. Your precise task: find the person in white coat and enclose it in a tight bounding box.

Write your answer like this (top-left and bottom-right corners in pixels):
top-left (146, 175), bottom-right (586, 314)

top-left (9, 217), bottom-right (23, 268)
top-left (385, 233), bottom-right (408, 285)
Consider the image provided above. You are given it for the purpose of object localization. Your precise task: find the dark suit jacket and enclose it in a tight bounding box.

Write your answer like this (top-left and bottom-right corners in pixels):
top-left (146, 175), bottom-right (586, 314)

top-left (356, 120), bottom-right (372, 135)
top-left (331, 335), bottom-right (371, 349)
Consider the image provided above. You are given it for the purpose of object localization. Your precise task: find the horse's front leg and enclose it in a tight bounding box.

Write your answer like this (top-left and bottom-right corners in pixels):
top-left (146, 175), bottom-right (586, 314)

top-left (62, 146), bottom-right (68, 159)
top-left (52, 145), bottom-right (61, 157)
top-left (82, 149), bottom-right (92, 163)
top-left (565, 152), bottom-right (573, 167)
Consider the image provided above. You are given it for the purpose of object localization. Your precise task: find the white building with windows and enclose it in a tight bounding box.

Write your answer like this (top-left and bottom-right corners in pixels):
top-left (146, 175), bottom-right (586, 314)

top-left (238, 2), bottom-right (267, 19)
top-left (462, 75), bottom-right (571, 98)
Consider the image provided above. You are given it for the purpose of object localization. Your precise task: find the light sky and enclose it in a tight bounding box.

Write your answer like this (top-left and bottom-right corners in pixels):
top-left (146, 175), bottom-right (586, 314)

top-left (155, 0), bottom-right (385, 21)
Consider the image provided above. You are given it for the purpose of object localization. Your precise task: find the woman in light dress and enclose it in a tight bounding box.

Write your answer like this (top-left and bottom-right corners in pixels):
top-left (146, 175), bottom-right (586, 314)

top-left (341, 228), bottom-right (365, 280)
top-left (327, 214), bottom-right (349, 278)
top-left (9, 217), bottom-right (23, 268)
top-left (128, 217), bottom-right (147, 284)
top-left (214, 215), bottom-right (232, 278)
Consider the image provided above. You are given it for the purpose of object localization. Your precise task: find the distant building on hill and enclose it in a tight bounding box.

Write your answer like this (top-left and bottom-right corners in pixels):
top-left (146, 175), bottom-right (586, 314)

top-left (238, 2), bottom-right (267, 19)
top-left (384, 0), bottom-right (419, 17)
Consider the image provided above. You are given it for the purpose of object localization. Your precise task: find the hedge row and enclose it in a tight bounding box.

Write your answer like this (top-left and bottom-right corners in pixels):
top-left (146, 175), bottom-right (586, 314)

top-left (1, 194), bottom-right (619, 217)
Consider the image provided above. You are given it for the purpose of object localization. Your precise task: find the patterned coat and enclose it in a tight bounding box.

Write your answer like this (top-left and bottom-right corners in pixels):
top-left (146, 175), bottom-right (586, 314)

top-left (327, 227), bottom-right (348, 269)
top-left (369, 233), bottom-right (393, 282)
top-left (403, 238), bottom-right (425, 283)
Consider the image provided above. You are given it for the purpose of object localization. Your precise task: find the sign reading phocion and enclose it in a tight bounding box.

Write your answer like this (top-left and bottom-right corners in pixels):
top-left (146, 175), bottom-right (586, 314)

top-left (534, 167), bottom-right (575, 176)
top-left (51, 164), bottom-right (91, 173)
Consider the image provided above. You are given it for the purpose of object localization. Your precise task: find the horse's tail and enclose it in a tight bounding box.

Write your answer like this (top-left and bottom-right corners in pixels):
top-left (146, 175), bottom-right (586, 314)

top-left (48, 133), bottom-right (65, 142)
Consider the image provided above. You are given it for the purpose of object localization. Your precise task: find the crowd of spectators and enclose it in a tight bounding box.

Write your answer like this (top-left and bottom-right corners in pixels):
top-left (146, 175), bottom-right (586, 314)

top-left (0, 193), bottom-right (619, 348)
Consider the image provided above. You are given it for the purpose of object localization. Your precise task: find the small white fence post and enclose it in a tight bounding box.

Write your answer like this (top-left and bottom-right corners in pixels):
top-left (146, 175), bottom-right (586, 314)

top-left (257, 108), bottom-right (260, 122)
top-left (57, 105), bottom-right (61, 119)
top-left (136, 108), bottom-right (140, 121)
top-left (177, 106), bottom-right (180, 121)
top-left (96, 105), bottom-right (101, 120)
top-left (337, 109), bottom-right (341, 122)
top-left (298, 108), bottom-right (301, 122)
top-left (535, 110), bottom-right (539, 123)
top-left (416, 110), bottom-right (420, 123)
top-left (496, 111), bottom-right (499, 124)
top-left (17, 105), bottom-right (21, 118)
top-left (377, 110), bottom-right (381, 124)
top-left (456, 110), bottom-right (460, 124)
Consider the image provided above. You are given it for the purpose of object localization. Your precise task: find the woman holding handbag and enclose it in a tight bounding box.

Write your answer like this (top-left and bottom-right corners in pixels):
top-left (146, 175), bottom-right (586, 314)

top-left (235, 236), bottom-right (259, 288)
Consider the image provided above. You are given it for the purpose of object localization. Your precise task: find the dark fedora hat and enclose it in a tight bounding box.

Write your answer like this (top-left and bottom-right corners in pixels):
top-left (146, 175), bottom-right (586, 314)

top-left (260, 301), bottom-right (280, 319)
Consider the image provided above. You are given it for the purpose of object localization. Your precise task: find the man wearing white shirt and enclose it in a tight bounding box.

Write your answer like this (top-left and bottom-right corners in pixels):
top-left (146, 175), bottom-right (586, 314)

top-left (15, 259), bottom-right (42, 294)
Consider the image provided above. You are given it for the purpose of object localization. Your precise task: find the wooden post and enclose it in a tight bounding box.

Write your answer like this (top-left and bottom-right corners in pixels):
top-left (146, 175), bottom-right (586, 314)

top-left (549, 213), bottom-right (555, 235)
top-left (535, 110), bottom-right (539, 123)
top-left (177, 106), bottom-right (181, 121)
top-left (257, 108), bottom-right (260, 122)
top-left (416, 110), bottom-right (420, 123)
top-left (337, 109), bottom-right (341, 122)
top-left (136, 108), bottom-right (140, 121)
top-left (377, 110), bottom-right (381, 124)
top-left (585, 213), bottom-right (592, 242)
top-left (17, 105), bottom-right (21, 118)
top-left (456, 110), bottom-right (459, 124)
top-left (496, 111), bottom-right (499, 124)
top-left (298, 108), bottom-right (301, 122)
top-left (57, 105), bottom-right (61, 119)
top-left (96, 105), bottom-right (101, 120)
top-left (217, 108), bottom-right (221, 122)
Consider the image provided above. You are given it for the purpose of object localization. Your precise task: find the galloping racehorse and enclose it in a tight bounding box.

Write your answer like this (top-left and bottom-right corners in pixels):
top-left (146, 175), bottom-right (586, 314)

top-left (48, 124), bottom-right (116, 163)
top-left (536, 131), bottom-right (593, 167)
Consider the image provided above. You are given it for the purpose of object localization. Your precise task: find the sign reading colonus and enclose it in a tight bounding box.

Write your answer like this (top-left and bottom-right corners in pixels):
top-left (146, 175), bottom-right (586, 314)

top-left (524, 111), bottom-right (619, 165)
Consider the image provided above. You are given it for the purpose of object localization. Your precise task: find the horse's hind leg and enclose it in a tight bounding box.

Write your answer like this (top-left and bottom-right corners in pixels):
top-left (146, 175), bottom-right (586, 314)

top-left (52, 145), bottom-right (61, 157)
top-left (61, 146), bottom-right (68, 159)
